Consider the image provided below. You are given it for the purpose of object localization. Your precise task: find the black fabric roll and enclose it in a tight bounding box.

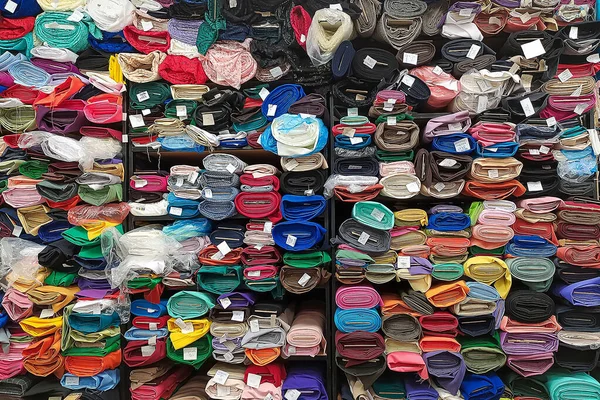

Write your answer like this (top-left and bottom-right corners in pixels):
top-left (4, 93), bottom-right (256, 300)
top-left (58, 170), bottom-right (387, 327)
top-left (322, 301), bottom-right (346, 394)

top-left (398, 73), bottom-right (430, 107)
top-left (332, 218), bottom-right (391, 254)
top-left (280, 170), bottom-right (326, 195)
top-left (441, 39), bottom-right (495, 63)
top-left (502, 92), bottom-right (548, 118)
top-left (23, 379), bottom-right (71, 400)
top-left (38, 239), bottom-right (81, 271)
top-left (221, 0), bottom-right (259, 24)
top-left (555, 345), bottom-right (600, 371)
top-left (35, 181), bottom-right (78, 202)
top-left (75, 48), bottom-right (110, 71)
top-left (457, 314), bottom-right (496, 337)
top-left (299, 0), bottom-right (362, 19)
top-left (453, 54), bottom-right (496, 77)
top-left (556, 305), bottom-right (600, 332)
top-left (129, 191), bottom-right (165, 203)
top-left (397, 41), bottom-right (436, 68)
top-left (352, 48), bottom-right (399, 83)
top-left (332, 78), bottom-right (378, 107)
top-left (288, 93), bottom-right (327, 118)
top-left (505, 290), bottom-right (555, 323)
top-left (559, 178), bottom-right (596, 198)
top-left (73, 85), bottom-right (104, 101)
top-left (429, 59), bottom-right (454, 74)
top-left (401, 290), bottom-right (435, 315)
top-left (333, 157), bottom-right (379, 176)
top-left (500, 31), bottom-right (564, 80)
top-left (554, 257), bottom-right (600, 284)
top-left (168, 0), bottom-right (208, 18)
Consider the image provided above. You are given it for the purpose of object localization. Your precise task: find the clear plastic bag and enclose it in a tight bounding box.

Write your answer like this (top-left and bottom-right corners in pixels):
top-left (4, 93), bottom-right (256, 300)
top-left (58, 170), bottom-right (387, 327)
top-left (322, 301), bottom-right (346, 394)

top-left (556, 147), bottom-right (598, 183)
top-left (0, 237), bottom-right (45, 290)
top-left (323, 174), bottom-right (380, 199)
top-left (68, 203), bottom-right (131, 225)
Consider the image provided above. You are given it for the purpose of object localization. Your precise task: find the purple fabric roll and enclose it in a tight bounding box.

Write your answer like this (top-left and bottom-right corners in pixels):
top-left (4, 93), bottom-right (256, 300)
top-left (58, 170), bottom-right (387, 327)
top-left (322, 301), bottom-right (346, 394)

top-left (75, 289), bottom-right (113, 299)
top-left (35, 101), bottom-right (88, 134)
top-left (429, 204), bottom-right (464, 214)
top-left (410, 257), bottom-right (433, 275)
top-left (405, 377), bottom-right (438, 400)
top-left (423, 351), bottom-right (466, 395)
top-left (0, 71), bottom-right (14, 87)
top-left (78, 276), bottom-right (113, 291)
top-left (217, 292), bottom-right (258, 308)
top-left (500, 332), bottom-right (559, 355)
top-left (212, 336), bottom-right (243, 352)
top-left (282, 365), bottom-right (327, 400)
top-left (167, 18), bottom-right (202, 45)
top-left (31, 58), bottom-right (81, 75)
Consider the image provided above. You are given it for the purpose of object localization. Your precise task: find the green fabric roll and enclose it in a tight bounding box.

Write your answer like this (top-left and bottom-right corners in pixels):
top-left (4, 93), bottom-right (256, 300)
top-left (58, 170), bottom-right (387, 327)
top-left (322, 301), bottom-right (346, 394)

top-left (196, 0), bottom-right (225, 55)
top-left (0, 106), bottom-right (36, 133)
top-left (0, 180), bottom-right (7, 193)
top-left (34, 12), bottom-right (101, 53)
top-left (469, 245), bottom-right (505, 257)
top-left (506, 257), bottom-right (555, 292)
top-left (78, 184), bottom-right (123, 206)
top-left (468, 201), bottom-right (483, 226)
top-left (335, 249), bottom-right (374, 264)
top-left (167, 335), bottom-right (212, 369)
top-left (505, 372), bottom-right (549, 399)
top-left (167, 291), bottom-right (216, 319)
top-left (0, 160), bottom-right (26, 175)
top-left (352, 201), bottom-right (395, 230)
top-left (374, 113), bottom-right (414, 125)
top-left (431, 263), bottom-right (464, 281)
top-left (196, 265), bottom-right (242, 295)
top-left (283, 251), bottom-right (332, 268)
top-left (129, 82), bottom-right (171, 109)
top-left (36, 180), bottom-right (78, 202)
top-left (460, 332), bottom-right (506, 374)
top-left (546, 369), bottom-right (600, 400)
top-left (18, 160), bottom-right (49, 179)
top-left (79, 244), bottom-right (103, 259)
top-left (45, 271), bottom-right (78, 287)
top-left (0, 33), bottom-right (33, 58)
top-left (372, 370), bottom-right (407, 399)
top-left (165, 100), bottom-right (198, 120)
top-left (128, 276), bottom-right (162, 290)
top-left (61, 335), bottom-right (120, 357)
top-left (376, 149), bottom-right (414, 162)
top-left (243, 84), bottom-right (270, 99)
top-left (63, 225), bottom-right (124, 246)
top-left (245, 277), bottom-right (282, 296)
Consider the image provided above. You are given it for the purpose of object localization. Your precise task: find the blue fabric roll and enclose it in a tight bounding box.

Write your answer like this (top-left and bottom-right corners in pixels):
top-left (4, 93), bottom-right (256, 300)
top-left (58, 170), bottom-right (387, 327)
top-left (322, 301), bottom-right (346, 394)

top-left (261, 84), bottom-right (306, 120)
top-left (272, 221), bottom-right (326, 251)
top-left (167, 193), bottom-right (201, 218)
top-left (505, 235), bottom-right (557, 257)
top-left (431, 133), bottom-right (475, 154)
top-left (334, 307), bottom-right (381, 333)
top-left (124, 327), bottom-right (169, 341)
top-left (280, 194), bottom-right (327, 221)
top-left (68, 311), bottom-right (120, 333)
top-left (466, 281), bottom-right (501, 301)
top-left (37, 221), bottom-right (72, 243)
top-left (259, 114), bottom-right (328, 158)
top-left (404, 376), bottom-right (439, 400)
top-left (163, 218), bottom-right (213, 241)
top-left (334, 133), bottom-right (372, 150)
top-left (0, 0), bottom-right (41, 18)
top-left (475, 142), bottom-right (519, 158)
top-left (61, 369), bottom-right (120, 391)
top-left (460, 373), bottom-right (504, 400)
top-left (158, 135), bottom-right (205, 152)
top-left (427, 212), bottom-right (470, 231)
top-left (131, 299), bottom-right (168, 317)
top-left (332, 40), bottom-right (355, 79)
top-left (89, 30), bottom-right (135, 53)
top-left (554, 277), bottom-right (600, 307)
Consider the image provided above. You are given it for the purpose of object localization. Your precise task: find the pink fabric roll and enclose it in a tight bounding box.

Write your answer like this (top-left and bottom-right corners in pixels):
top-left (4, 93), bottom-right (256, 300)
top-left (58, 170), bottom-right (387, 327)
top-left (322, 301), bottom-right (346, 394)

top-left (517, 197), bottom-right (562, 213)
top-left (335, 284), bottom-right (383, 309)
top-left (201, 39), bottom-right (257, 89)
top-left (284, 309), bottom-right (326, 357)
top-left (477, 209), bottom-right (516, 226)
top-left (469, 122), bottom-right (516, 146)
top-left (506, 353), bottom-right (554, 377)
top-left (0, 341), bottom-right (28, 379)
top-left (387, 351), bottom-right (429, 379)
top-left (1, 288), bottom-right (33, 321)
top-left (242, 383), bottom-right (282, 400)
top-left (470, 225), bottom-right (514, 249)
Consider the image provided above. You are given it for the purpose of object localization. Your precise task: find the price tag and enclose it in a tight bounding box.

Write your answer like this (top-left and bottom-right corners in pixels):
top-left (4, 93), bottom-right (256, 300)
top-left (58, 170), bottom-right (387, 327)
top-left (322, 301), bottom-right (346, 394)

top-left (218, 298), bottom-right (232, 312)
top-left (300, 34), bottom-right (306, 43)
top-left (285, 390), bottom-right (301, 400)
top-left (558, 69), bottom-right (573, 82)
top-left (141, 345), bottom-right (155, 357)
top-left (49, 397), bottom-right (62, 400)
top-left (286, 235), bottom-right (297, 247)
top-left (65, 376), bottom-right (80, 386)
top-left (269, 66), bottom-right (283, 79)
top-left (434, 182), bottom-right (446, 192)
top-left (40, 308), bottom-right (54, 318)
top-left (397, 256), bottom-right (411, 269)
top-left (299, 113), bottom-right (315, 119)
top-left (448, 122), bottom-right (462, 131)
top-left (527, 181), bottom-right (543, 192)
top-left (459, 8), bottom-right (471, 16)
top-left (286, 159), bottom-right (299, 171)
top-left (570, 26), bottom-right (578, 39)
top-left (223, 352), bottom-right (235, 362)
top-left (355, 93), bottom-right (366, 101)
top-left (225, 163), bottom-right (236, 174)
top-left (202, 113), bottom-right (215, 126)
top-left (147, 336), bottom-right (157, 347)
top-left (183, 347), bottom-right (197, 361)
top-left (259, 87), bottom-right (270, 100)
top-left (521, 39), bottom-right (545, 59)
top-left (529, 148), bottom-right (540, 155)
top-left (12, 225), bottom-right (22, 237)
top-left (121, 134), bottom-right (128, 144)
top-left (288, 345), bottom-right (296, 354)
top-left (176, 105), bottom-right (187, 117)
top-left (214, 370), bottom-right (229, 385)
top-left (387, 116), bottom-right (396, 126)
top-left (247, 374), bottom-right (262, 389)
top-left (204, 188), bottom-right (213, 199)
top-left (383, 101), bottom-right (395, 112)
top-left (406, 181), bottom-right (420, 193)
top-left (250, 319), bottom-right (260, 332)
top-left (519, 12), bottom-right (531, 23)
top-left (149, 322), bottom-right (158, 330)
top-left (342, 127), bottom-right (355, 137)
top-left (574, 104), bottom-right (586, 115)
top-left (539, 145), bottom-right (550, 154)
top-left (231, 310), bottom-right (244, 322)
top-left (229, 0), bottom-right (237, 7)
top-left (211, 251), bottom-right (224, 261)
top-left (477, 80), bottom-right (491, 91)
top-left (520, 98), bottom-right (535, 117)
top-left (4, 0), bottom-right (17, 13)
top-left (129, 114), bottom-right (145, 128)
top-left (454, 137), bottom-right (471, 152)
top-left (176, 177), bottom-right (184, 187)
top-left (509, 63), bottom-right (520, 74)
top-left (304, 189), bottom-right (314, 196)
top-left (265, 394), bottom-right (274, 400)
top-left (91, 304), bottom-right (102, 315)
top-left (298, 273), bottom-right (311, 287)
top-left (217, 385), bottom-right (231, 397)
top-left (141, 108), bottom-right (151, 116)
top-left (546, 117), bottom-right (557, 127)
top-left (489, 16), bottom-right (502, 25)
top-left (247, 270), bottom-right (261, 277)
top-left (363, 55), bottom-right (377, 69)
top-left (488, 169), bottom-right (499, 178)
top-left (486, 147), bottom-right (498, 152)
top-left (141, 20), bottom-right (153, 31)
top-left (137, 91), bottom-right (150, 102)
top-left (466, 44), bottom-right (480, 60)
top-left (587, 54), bottom-right (600, 63)
top-left (477, 96), bottom-right (488, 113)
top-left (432, 65), bottom-right (443, 75)
top-left (267, 104), bottom-right (277, 117)
top-left (356, 231), bottom-right (369, 245)
top-left (570, 85), bottom-right (583, 97)
top-left (403, 52), bottom-right (418, 65)
top-left (347, 108), bottom-right (358, 116)
top-left (170, 207), bottom-right (183, 216)
top-left (263, 221), bottom-right (273, 233)
top-left (350, 137), bottom-right (363, 145)
top-left (439, 158), bottom-right (457, 167)
top-left (371, 208), bottom-right (385, 222)
top-left (67, 9), bottom-right (84, 22)
top-left (217, 241), bottom-right (231, 257)
top-left (329, 3), bottom-right (343, 10)
top-left (401, 75), bottom-right (415, 87)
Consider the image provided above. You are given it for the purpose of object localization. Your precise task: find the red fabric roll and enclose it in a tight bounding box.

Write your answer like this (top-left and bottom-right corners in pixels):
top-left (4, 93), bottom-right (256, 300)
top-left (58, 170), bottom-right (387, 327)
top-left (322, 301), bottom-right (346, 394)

top-left (0, 16), bottom-right (35, 39)
top-left (290, 6), bottom-right (311, 50)
top-left (158, 55), bottom-right (207, 84)
top-left (124, 26), bottom-right (171, 53)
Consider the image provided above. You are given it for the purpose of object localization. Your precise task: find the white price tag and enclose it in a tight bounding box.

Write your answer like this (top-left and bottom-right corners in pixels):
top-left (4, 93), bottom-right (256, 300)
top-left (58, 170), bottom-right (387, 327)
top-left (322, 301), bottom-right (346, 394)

top-left (263, 221), bottom-right (273, 233)
top-left (183, 347), bottom-right (197, 361)
top-left (397, 256), bottom-right (411, 269)
top-left (67, 9), bottom-right (84, 22)
top-left (214, 370), bottom-right (230, 385)
top-left (520, 98), bottom-right (535, 117)
top-left (489, 16), bottom-right (502, 25)
top-left (529, 148), bottom-right (540, 155)
top-left (188, 171), bottom-right (199, 183)
top-left (226, 163), bottom-right (237, 174)
top-left (285, 390), bottom-right (301, 400)
top-left (401, 75), bottom-right (415, 87)
top-left (250, 319), bottom-right (260, 332)
top-left (247, 270), bottom-right (261, 277)
top-left (65, 376), bottom-right (79, 386)
top-left (570, 26), bottom-right (578, 39)
top-left (176, 177), bottom-right (184, 186)
top-left (141, 20), bottom-right (153, 31)
top-left (141, 345), bottom-right (155, 357)
top-left (459, 8), bottom-right (471, 16)
top-left (570, 85), bottom-right (583, 97)
top-left (202, 113), bottom-right (215, 126)
top-left (217, 385), bottom-right (231, 397)
top-left (539, 145), bottom-right (550, 154)
top-left (122, 134), bottom-right (128, 143)
top-left (358, 231), bottom-right (370, 245)
top-left (371, 208), bottom-right (385, 222)
top-left (477, 96), bottom-right (488, 113)
top-left (286, 235), bottom-right (297, 247)
top-left (4, 0), bottom-right (17, 13)
top-left (347, 108), bottom-right (358, 116)
top-left (288, 345), bottom-right (296, 354)
top-left (439, 158), bottom-right (457, 167)
top-left (170, 207), bottom-right (183, 216)
top-left (387, 116), bottom-right (396, 126)
top-left (304, 189), bottom-right (314, 196)
top-left (141, 108), bottom-right (151, 116)
top-left (350, 137), bottom-right (363, 145)
top-left (558, 69), bottom-right (573, 82)
top-left (12, 225), bottom-right (22, 237)
top-left (176, 105), bottom-right (187, 117)
top-left (454, 137), bottom-right (471, 152)
top-left (247, 373), bottom-right (262, 389)
top-left (231, 310), bottom-right (244, 322)
top-left (527, 181), bottom-right (543, 191)
top-left (298, 273), bottom-right (311, 287)
top-left (300, 34), bottom-right (306, 43)
top-left (211, 251), bottom-right (224, 261)
top-left (259, 87), bottom-right (270, 100)
top-left (40, 308), bottom-right (54, 318)
top-left (265, 394), bottom-right (274, 400)
top-left (223, 352), bottom-right (235, 362)
top-left (363, 55), bottom-right (377, 69)
top-left (434, 182), bottom-right (446, 192)
top-left (488, 169), bottom-right (499, 178)
top-left (204, 188), bottom-right (213, 199)
top-left (587, 54), bottom-right (600, 63)
top-left (286, 159), bottom-right (299, 171)
top-left (149, 322), bottom-right (158, 330)
top-left (574, 104), bottom-right (587, 115)
top-left (519, 12), bottom-right (531, 23)
top-left (432, 65), bottom-right (443, 75)
top-left (148, 335), bottom-right (157, 345)
top-left (521, 39), bottom-right (546, 59)
top-left (466, 44), bottom-right (480, 60)
top-left (403, 52), bottom-right (418, 65)
top-left (406, 181), bottom-right (420, 193)
top-left (342, 127), bottom-right (355, 137)
top-left (546, 117), bottom-right (556, 127)
top-left (267, 104), bottom-right (277, 117)
top-left (486, 147), bottom-right (498, 152)
top-left (270, 66), bottom-right (283, 78)
top-left (329, 3), bottom-right (343, 10)
top-left (383, 101), bottom-right (394, 112)
top-left (447, 122), bottom-right (462, 131)
top-left (137, 91), bottom-right (150, 102)
top-left (129, 114), bottom-right (145, 128)
top-left (217, 241), bottom-right (232, 256)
